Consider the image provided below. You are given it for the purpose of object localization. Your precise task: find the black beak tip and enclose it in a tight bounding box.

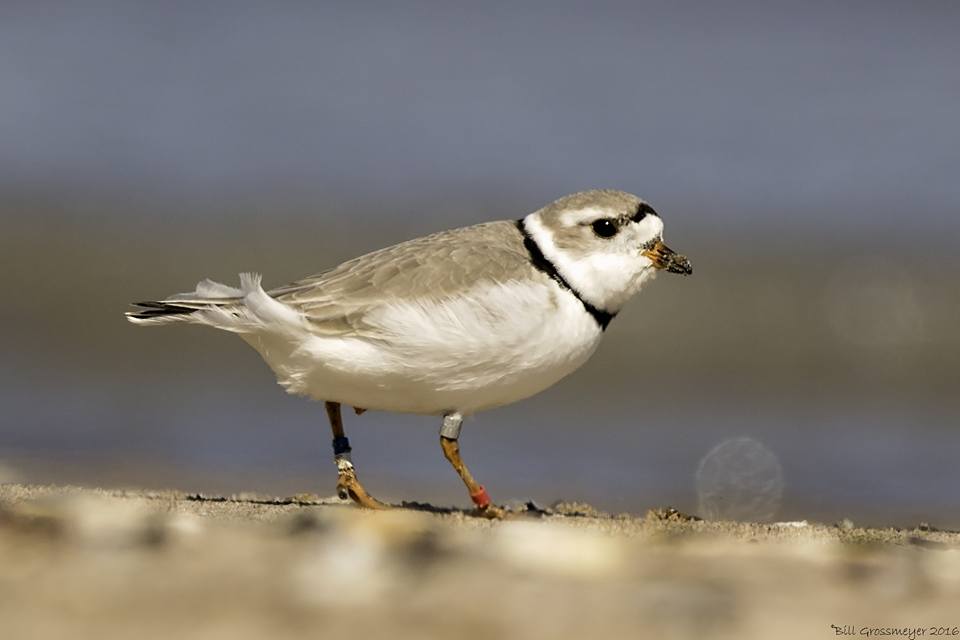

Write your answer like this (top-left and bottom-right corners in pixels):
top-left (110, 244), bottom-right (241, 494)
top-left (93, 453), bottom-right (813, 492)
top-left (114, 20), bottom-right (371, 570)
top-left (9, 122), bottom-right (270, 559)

top-left (667, 256), bottom-right (693, 276)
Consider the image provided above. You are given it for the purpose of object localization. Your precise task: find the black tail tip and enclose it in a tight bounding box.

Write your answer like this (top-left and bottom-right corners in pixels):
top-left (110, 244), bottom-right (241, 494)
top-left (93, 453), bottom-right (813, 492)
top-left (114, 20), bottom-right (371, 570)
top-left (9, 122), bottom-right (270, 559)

top-left (127, 301), bottom-right (197, 319)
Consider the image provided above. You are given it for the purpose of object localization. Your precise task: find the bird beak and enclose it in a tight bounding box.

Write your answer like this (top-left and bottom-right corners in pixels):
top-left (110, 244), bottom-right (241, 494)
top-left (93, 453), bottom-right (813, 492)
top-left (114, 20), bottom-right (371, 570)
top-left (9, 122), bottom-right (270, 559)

top-left (642, 239), bottom-right (693, 275)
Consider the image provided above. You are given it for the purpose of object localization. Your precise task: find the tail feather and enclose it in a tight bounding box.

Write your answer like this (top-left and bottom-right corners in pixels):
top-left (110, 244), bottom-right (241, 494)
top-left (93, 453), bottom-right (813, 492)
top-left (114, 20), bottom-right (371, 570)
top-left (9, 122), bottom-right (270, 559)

top-left (125, 274), bottom-right (299, 333)
top-left (177, 278), bottom-right (243, 300)
top-left (126, 278), bottom-right (244, 326)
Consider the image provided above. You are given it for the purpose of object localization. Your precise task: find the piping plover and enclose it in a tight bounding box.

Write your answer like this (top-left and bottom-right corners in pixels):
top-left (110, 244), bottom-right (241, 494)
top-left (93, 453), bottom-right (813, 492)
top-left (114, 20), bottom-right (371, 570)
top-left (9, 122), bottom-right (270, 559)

top-left (127, 189), bottom-right (692, 516)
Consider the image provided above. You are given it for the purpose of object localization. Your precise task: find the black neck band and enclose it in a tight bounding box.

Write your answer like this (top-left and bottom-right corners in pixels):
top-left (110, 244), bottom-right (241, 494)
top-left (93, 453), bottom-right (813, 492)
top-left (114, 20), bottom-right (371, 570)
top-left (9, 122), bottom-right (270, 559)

top-left (516, 219), bottom-right (616, 330)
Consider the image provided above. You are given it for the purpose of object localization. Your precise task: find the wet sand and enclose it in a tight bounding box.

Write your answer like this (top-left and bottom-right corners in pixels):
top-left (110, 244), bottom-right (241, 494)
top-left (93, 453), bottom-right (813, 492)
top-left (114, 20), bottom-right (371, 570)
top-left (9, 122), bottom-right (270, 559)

top-left (1, 483), bottom-right (958, 640)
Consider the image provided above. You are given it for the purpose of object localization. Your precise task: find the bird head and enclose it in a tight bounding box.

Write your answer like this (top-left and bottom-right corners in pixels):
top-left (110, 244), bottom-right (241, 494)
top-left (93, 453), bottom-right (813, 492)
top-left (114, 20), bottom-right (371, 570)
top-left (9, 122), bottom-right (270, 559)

top-left (522, 190), bottom-right (691, 313)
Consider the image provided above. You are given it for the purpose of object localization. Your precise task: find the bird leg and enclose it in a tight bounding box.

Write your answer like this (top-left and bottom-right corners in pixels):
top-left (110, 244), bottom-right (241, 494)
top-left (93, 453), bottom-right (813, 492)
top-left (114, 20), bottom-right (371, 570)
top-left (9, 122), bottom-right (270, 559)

top-left (325, 401), bottom-right (389, 509)
top-left (439, 412), bottom-right (504, 519)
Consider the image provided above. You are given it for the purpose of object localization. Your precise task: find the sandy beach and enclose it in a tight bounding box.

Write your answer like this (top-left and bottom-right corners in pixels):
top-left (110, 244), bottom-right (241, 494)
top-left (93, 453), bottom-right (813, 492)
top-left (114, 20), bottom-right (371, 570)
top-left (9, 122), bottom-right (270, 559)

top-left (1, 483), bottom-right (958, 640)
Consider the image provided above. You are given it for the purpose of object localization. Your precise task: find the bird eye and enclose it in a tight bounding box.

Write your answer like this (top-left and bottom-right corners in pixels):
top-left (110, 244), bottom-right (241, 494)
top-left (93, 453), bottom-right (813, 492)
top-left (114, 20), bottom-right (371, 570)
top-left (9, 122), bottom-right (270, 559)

top-left (591, 218), bottom-right (618, 238)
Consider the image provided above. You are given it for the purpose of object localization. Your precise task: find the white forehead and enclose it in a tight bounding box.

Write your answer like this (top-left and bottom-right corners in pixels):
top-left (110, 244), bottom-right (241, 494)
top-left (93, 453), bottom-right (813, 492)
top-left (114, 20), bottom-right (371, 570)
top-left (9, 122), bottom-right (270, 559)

top-left (637, 211), bottom-right (664, 238)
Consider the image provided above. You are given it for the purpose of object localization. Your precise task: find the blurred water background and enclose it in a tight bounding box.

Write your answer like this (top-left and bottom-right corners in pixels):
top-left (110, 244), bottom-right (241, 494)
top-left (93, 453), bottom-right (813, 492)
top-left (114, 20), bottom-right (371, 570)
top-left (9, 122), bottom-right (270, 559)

top-left (2, 1), bottom-right (958, 527)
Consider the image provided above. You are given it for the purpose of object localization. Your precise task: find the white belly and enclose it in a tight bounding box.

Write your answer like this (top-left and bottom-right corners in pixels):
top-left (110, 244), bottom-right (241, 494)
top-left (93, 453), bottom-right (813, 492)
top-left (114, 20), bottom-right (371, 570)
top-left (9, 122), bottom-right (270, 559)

top-left (244, 280), bottom-right (603, 415)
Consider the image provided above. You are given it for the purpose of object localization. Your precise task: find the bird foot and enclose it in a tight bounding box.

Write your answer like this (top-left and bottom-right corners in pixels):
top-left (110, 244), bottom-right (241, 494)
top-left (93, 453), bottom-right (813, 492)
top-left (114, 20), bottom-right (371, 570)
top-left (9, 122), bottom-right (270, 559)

top-left (475, 503), bottom-right (507, 519)
top-left (336, 459), bottom-right (389, 510)
top-left (468, 485), bottom-right (505, 519)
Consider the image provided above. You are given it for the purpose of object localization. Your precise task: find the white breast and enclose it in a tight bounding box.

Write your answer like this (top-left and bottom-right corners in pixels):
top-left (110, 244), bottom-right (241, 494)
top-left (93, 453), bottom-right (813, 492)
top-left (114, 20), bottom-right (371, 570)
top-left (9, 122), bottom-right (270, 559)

top-left (255, 279), bottom-right (604, 415)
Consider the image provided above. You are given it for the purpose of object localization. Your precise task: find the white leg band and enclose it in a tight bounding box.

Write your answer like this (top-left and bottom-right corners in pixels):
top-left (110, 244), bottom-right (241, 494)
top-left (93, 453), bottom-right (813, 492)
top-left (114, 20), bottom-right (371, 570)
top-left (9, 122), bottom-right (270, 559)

top-left (440, 412), bottom-right (463, 440)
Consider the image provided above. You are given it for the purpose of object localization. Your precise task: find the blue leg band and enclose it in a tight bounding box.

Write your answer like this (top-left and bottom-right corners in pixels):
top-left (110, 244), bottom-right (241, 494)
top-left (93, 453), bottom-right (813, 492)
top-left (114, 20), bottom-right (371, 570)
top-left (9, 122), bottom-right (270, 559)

top-left (332, 436), bottom-right (352, 456)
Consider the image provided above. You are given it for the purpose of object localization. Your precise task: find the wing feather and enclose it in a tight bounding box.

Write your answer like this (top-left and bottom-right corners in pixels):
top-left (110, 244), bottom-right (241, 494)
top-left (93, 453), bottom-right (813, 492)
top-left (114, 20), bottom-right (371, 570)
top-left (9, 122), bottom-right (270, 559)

top-left (270, 220), bottom-right (531, 334)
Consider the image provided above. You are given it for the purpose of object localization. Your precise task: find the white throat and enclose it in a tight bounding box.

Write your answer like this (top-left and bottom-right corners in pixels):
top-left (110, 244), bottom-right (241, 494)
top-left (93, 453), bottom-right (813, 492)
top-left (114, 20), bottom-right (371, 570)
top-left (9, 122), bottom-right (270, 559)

top-left (522, 213), bottom-right (658, 313)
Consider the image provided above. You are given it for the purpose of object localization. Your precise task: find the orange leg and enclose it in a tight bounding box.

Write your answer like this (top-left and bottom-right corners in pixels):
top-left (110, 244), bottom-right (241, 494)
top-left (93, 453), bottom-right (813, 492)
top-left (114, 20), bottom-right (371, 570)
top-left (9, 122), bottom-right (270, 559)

top-left (439, 412), bottom-right (504, 518)
top-left (325, 401), bottom-right (388, 509)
